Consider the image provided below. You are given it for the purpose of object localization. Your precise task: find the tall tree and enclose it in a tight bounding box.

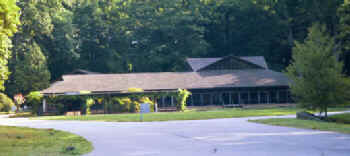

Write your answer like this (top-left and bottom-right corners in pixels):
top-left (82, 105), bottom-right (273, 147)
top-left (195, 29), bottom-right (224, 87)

top-left (124, 0), bottom-right (209, 72)
top-left (6, 37), bottom-right (50, 96)
top-left (6, 0), bottom-right (78, 95)
top-left (73, 0), bottom-right (209, 73)
top-left (338, 0), bottom-right (350, 73)
top-left (0, 0), bottom-right (20, 90)
top-left (286, 23), bottom-right (348, 118)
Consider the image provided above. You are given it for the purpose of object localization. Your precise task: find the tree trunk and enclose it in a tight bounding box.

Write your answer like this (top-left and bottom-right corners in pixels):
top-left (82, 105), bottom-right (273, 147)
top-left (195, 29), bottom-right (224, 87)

top-left (287, 27), bottom-right (294, 48)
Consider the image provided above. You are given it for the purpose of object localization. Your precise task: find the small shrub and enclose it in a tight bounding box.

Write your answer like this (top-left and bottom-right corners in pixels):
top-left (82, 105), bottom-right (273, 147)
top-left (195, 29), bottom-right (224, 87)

top-left (108, 96), bottom-right (154, 113)
top-left (14, 94), bottom-right (25, 113)
top-left (139, 97), bottom-right (155, 112)
top-left (112, 97), bottom-right (132, 113)
top-left (0, 93), bottom-right (15, 112)
top-left (26, 91), bottom-right (43, 115)
top-left (131, 100), bottom-right (140, 112)
top-left (175, 89), bottom-right (191, 111)
top-left (47, 96), bottom-right (84, 115)
top-left (85, 98), bottom-right (95, 115)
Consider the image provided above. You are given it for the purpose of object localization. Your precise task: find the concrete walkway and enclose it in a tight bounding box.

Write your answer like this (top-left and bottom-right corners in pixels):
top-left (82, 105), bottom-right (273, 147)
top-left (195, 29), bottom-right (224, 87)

top-left (0, 112), bottom-right (349, 156)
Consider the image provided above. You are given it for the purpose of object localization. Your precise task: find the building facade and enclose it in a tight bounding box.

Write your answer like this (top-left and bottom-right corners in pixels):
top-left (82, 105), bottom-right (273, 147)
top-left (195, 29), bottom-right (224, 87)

top-left (41, 55), bottom-right (292, 111)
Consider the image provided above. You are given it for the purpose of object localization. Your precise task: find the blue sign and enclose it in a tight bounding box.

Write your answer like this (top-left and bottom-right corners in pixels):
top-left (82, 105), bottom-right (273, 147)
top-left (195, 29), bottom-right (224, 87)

top-left (140, 103), bottom-right (150, 113)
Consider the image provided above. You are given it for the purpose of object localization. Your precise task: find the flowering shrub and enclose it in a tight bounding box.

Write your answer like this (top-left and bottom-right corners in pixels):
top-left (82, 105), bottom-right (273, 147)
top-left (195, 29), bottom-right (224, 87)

top-left (14, 94), bottom-right (25, 113)
top-left (86, 98), bottom-right (95, 115)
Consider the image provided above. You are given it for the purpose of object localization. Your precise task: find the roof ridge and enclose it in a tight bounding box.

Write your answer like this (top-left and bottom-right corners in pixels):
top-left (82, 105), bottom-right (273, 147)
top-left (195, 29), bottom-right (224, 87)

top-left (196, 55), bottom-right (264, 71)
top-left (63, 69), bottom-right (274, 77)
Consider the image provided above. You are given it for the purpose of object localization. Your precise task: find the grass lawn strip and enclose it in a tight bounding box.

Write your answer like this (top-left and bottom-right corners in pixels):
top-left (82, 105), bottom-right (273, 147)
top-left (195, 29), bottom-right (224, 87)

top-left (33, 107), bottom-right (349, 122)
top-left (249, 118), bottom-right (350, 134)
top-left (0, 126), bottom-right (93, 156)
top-left (329, 113), bottom-right (350, 124)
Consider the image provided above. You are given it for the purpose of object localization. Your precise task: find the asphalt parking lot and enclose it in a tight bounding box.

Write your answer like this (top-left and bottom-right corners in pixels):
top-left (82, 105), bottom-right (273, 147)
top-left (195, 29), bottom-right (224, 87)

top-left (0, 115), bottom-right (349, 156)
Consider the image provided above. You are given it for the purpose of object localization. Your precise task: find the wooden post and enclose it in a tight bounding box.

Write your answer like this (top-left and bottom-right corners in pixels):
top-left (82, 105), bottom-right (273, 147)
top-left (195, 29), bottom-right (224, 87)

top-left (247, 91), bottom-right (251, 104)
top-left (42, 98), bottom-right (47, 113)
top-left (238, 92), bottom-right (241, 104)
top-left (153, 96), bottom-right (158, 112)
top-left (190, 95), bottom-right (194, 106)
top-left (171, 96), bottom-right (174, 107)
top-left (219, 93), bottom-right (223, 105)
top-left (199, 94), bottom-right (204, 106)
top-left (229, 92), bottom-right (232, 104)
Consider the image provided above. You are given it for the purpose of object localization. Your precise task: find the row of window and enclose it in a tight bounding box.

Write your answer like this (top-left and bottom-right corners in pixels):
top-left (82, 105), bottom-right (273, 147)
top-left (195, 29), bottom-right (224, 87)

top-left (157, 90), bottom-right (292, 107)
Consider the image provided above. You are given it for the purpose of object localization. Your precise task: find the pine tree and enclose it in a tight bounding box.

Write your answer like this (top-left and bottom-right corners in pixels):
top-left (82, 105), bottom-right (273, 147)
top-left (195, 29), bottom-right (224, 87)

top-left (6, 39), bottom-right (51, 96)
top-left (338, 0), bottom-right (350, 52)
top-left (286, 23), bottom-right (349, 118)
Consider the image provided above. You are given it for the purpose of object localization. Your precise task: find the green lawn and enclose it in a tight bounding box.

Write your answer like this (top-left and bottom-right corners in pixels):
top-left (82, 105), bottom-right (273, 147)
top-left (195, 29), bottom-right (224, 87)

top-left (33, 107), bottom-right (349, 122)
top-left (329, 113), bottom-right (350, 124)
top-left (250, 116), bottom-right (350, 134)
top-left (0, 126), bottom-right (93, 156)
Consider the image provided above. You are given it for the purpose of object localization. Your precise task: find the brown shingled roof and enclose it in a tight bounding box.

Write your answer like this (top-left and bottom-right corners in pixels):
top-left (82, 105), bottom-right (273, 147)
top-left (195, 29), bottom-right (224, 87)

top-left (240, 56), bottom-right (268, 69)
top-left (186, 58), bottom-right (222, 71)
top-left (186, 56), bottom-right (268, 71)
top-left (41, 69), bottom-right (289, 94)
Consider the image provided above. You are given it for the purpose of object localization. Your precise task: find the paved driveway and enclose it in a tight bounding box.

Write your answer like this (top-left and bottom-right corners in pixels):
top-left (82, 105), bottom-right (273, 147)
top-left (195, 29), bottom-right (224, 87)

top-left (0, 115), bottom-right (349, 156)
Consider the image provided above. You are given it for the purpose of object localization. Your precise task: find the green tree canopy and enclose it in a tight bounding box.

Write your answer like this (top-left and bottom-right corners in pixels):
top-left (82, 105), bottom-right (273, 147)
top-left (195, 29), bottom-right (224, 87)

top-left (286, 23), bottom-right (349, 118)
top-left (6, 38), bottom-right (50, 96)
top-left (0, 0), bottom-right (20, 90)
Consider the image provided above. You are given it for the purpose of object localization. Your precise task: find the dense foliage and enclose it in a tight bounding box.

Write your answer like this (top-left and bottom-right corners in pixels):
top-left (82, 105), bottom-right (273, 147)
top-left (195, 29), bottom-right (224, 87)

top-left (286, 24), bottom-right (349, 118)
top-left (0, 0), bottom-right (20, 91)
top-left (85, 98), bottom-right (95, 115)
top-left (0, 93), bottom-right (15, 112)
top-left (26, 91), bottom-right (43, 115)
top-left (175, 89), bottom-right (191, 111)
top-left (2, 0), bottom-right (350, 100)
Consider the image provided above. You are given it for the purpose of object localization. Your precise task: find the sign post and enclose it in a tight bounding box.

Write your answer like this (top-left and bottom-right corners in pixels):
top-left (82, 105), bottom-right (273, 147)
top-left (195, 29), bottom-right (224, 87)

top-left (140, 103), bottom-right (150, 122)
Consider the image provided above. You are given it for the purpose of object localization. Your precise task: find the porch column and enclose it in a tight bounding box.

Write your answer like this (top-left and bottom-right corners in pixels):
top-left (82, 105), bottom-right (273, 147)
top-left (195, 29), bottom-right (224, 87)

top-left (153, 96), bottom-right (158, 112)
top-left (238, 92), bottom-right (241, 104)
top-left (200, 94), bottom-right (204, 106)
top-left (190, 95), bottom-right (194, 106)
top-left (162, 96), bottom-right (165, 107)
top-left (42, 98), bottom-right (47, 113)
top-left (229, 92), bottom-right (232, 104)
top-left (247, 91), bottom-right (251, 104)
top-left (171, 96), bottom-right (174, 107)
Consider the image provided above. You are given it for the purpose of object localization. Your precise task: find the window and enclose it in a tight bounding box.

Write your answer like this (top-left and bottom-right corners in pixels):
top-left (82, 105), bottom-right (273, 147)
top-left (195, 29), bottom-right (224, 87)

top-left (192, 94), bottom-right (201, 106)
top-left (202, 94), bottom-right (211, 106)
top-left (249, 92), bottom-right (258, 104)
top-left (260, 91), bottom-right (268, 104)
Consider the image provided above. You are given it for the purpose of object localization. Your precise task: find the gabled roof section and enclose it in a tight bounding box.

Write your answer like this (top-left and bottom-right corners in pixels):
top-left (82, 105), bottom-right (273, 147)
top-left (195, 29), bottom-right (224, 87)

top-left (240, 56), bottom-right (268, 69)
top-left (41, 69), bottom-right (289, 95)
top-left (186, 58), bottom-right (222, 71)
top-left (186, 56), bottom-right (268, 71)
